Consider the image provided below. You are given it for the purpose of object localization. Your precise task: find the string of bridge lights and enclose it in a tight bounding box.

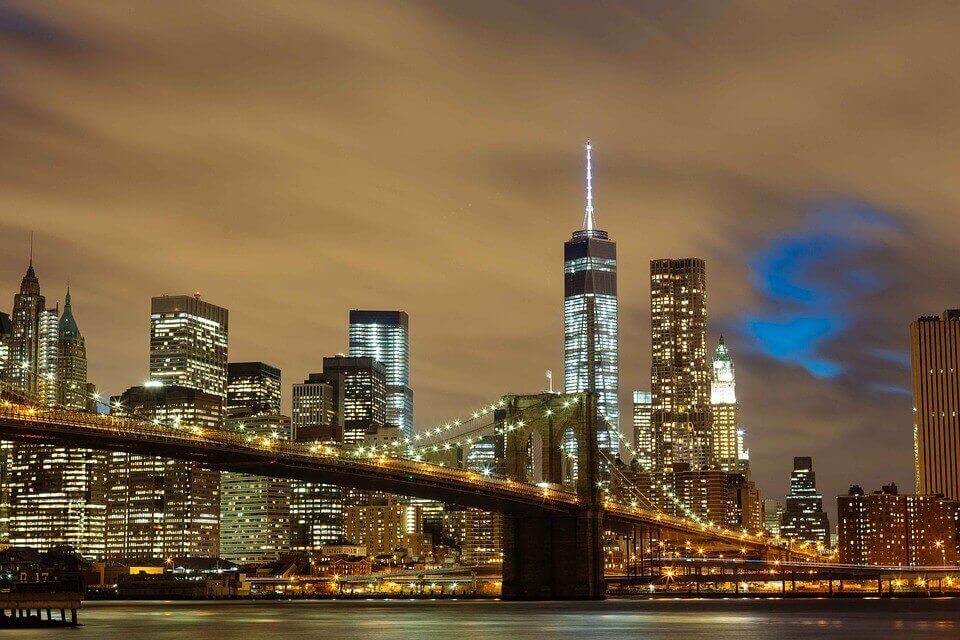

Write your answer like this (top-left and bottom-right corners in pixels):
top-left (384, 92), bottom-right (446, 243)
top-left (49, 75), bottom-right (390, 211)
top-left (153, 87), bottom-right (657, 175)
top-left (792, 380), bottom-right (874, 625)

top-left (0, 358), bottom-right (795, 550)
top-left (355, 396), bottom-right (583, 460)
top-left (595, 412), bottom-right (771, 541)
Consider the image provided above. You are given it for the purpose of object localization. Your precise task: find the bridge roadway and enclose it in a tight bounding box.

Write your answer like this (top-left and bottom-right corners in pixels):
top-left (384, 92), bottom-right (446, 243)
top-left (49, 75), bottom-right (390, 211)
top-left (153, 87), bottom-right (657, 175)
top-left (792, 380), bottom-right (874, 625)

top-left (0, 401), bottom-right (811, 558)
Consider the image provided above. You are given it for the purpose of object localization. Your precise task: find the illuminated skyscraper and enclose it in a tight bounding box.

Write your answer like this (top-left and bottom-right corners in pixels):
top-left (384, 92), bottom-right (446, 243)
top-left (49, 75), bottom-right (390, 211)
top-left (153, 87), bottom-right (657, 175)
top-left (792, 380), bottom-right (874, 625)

top-left (56, 288), bottom-right (88, 410)
top-left (149, 294), bottom-right (229, 397)
top-left (711, 336), bottom-right (746, 473)
top-left (5, 254), bottom-right (46, 399)
top-left (564, 139), bottom-right (619, 457)
top-left (632, 391), bottom-right (653, 471)
top-left (349, 310), bottom-right (413, 439)
top-left (290, 371), bottom-right (347, 552)
top-left (779, 456), bottom-right (830, 547)
top-left (319, 356), bottom-right (386, 446)
top-left (5, 269), bottom-right (107, 558)
top-left (650, 258), bottom-right (710, 471)
top-left (227, 362), bottom-right (281, 418)
top-left (0, 312), bottom-right (11, 378)
top-left (220, 413), bottom-right (292, 563)
top-left (220, 361), bottom-right (290, 563)
top-left (106, 385), bottom-right (222, 561)
top-left (910, 310), bottom-right (960, 501)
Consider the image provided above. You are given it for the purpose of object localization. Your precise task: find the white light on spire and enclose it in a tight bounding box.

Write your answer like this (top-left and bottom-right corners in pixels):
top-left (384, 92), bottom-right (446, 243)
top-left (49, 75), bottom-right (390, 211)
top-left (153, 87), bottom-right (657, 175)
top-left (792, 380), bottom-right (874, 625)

top-left (583, 138), bottom-right (595, 231)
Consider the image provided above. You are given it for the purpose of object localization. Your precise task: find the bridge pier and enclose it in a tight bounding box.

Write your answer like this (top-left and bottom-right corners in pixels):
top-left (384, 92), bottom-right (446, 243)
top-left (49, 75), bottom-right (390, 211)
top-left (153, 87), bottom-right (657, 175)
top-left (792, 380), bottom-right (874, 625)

top-left (501, 507), bottom-right (605, 599)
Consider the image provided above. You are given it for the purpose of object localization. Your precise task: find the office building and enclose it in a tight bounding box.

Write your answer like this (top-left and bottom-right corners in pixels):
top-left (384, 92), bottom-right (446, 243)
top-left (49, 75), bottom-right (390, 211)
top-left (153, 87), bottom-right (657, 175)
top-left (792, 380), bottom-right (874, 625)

top-left (7, 445), bottom-right (107, 559)
top-left (711, 336), bottom-right (747, 473)
top-left (763, 499), bottom-right (784, 537)
top-left (56, 288), bottom-right (89, 410)
top-left (149, 294), bottom-right (229, 397)
top-left (106, 384), bottom-right (222, 562)
top-left (564, 139), bottom-right (619, 457)
top-left (650, 257), bottom-right (711, 472)
top-left (632, 391), bottom-right (654, 471)
top-left (910, 310), bottom-right (960, 500)
top-left (318, 356), bottom-right (386, 446)
top-left (292, 374), bottom-right (343, 441)
top-left (458, 434), bottom-right (505, 566)
top-left (5, 266), bottom-right (107, 558)
top-left (226, 362), bottom-right (281, 417)
top-left (779, 457), bottom-right (830, 547)
top-left (0, 312), bottom-right (11, 377)
top-left (220, 413), bottom-right (292, 564)
top-left (343, 499), bottom-right (429, 561)
top-left (838, 483), bottom-right (959, 566)
top-left (5, 255), bottom-right (47, 400)
top-left (289, 365), bottom-right (360, 552)
top-left (349, 310), bottom-right (413, 439)
top-left (219, 361), bottom-right (290, 563)
top-left (36, 308), bottom-right (58, 407)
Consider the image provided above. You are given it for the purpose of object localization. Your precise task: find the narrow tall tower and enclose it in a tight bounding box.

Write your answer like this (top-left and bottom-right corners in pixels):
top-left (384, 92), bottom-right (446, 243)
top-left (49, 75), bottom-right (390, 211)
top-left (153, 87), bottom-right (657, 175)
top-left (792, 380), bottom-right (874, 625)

top-left (564, 139), bottom-right (619, 457)
top-left (650, 258), bottom-right (710, 471)
top-left (6, 253), bottom-right (45, 398)
top-left (910, 310), bottom-right (960, 500)
top-left (711, 335), bottom-right (745, 472)
top-left (349, 310), bottom-right (413, 439)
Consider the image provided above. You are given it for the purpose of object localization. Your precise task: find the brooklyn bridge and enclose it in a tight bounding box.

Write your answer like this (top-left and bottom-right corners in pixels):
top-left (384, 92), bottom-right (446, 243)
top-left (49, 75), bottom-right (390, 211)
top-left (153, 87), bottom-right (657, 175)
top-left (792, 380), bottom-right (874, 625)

top-left (0, 381), bottom-right (817, 599)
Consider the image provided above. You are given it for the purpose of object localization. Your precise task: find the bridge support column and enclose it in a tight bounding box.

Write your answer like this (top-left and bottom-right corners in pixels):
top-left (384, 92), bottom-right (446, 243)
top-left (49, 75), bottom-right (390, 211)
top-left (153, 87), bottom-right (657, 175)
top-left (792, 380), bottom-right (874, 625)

top-left (501, 507), bottom-right (605, 600)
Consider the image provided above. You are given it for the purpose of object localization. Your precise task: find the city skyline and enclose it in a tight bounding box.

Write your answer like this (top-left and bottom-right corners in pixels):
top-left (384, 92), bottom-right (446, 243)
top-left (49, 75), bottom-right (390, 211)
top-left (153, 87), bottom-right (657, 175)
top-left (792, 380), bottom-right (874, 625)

top-left (4, 1), bottom-right (955, 516)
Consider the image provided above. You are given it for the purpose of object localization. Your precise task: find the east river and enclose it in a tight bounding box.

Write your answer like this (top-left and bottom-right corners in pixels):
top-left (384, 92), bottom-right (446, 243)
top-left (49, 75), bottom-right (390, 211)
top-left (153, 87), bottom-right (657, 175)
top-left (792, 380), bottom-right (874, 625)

top-left (16, 598), bottom-right (960, 639)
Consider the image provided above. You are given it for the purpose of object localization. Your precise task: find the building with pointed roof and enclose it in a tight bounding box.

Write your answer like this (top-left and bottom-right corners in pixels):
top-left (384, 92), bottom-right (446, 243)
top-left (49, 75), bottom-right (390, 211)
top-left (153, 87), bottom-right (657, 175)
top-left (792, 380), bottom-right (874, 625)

top-left (711, 335), bottom-right (747, 473)
top-left (564, 139), bottom-right (619, 459)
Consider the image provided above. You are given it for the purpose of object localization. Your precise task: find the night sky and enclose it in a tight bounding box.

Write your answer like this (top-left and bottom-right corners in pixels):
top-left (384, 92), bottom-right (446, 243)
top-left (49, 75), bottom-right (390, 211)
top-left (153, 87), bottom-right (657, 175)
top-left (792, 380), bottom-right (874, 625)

top-left (3, 2), bottom-right (960, 514)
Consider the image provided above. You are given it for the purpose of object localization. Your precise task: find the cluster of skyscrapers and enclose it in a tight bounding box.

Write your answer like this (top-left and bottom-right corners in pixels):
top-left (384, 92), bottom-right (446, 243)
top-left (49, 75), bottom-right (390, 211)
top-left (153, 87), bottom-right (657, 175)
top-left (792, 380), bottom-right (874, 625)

top-left (2, 140), bottom-right (959, 569)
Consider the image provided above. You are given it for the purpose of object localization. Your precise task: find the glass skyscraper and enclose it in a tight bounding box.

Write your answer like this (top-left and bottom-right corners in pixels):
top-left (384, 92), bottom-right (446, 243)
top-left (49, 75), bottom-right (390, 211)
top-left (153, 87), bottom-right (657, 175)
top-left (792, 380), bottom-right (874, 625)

top-left (349, 310), bottom-right (413, 439)
top-left (564, 139), bottom-right (619, 457)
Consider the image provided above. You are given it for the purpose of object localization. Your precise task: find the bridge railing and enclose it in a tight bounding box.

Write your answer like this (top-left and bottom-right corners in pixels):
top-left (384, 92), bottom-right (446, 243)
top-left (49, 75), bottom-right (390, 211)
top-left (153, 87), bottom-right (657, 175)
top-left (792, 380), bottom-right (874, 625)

top-left (0, 400), bottom-right (580, 507)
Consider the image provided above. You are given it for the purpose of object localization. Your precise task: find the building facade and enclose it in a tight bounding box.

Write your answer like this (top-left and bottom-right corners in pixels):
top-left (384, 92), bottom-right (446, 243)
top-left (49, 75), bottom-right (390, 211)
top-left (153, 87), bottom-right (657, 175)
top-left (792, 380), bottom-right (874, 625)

top-left (711, 336), bottom-right (747, 473)
top-left (106, 385), bottom-right (222, 562)
top-left (779, 457), bottom-right (830, 547)
top-left (4, 264), bottom-right (107, 558)
top-left (226, 362), bottom-right (281, 417)
top-left (910, 310), bottom-right (960, 501)
top-left (349, 310), bottom-right (413, 439)
top-left (5, 259), bottom-right (46, 400)
top-left (220, 413), bottom-right (292, 564)
top-left (763, 498), bottom-right (783, 537)
top-left (838, 483), bottom-right (959, 566)
top-left (219, 361), bottom-right (290, 563)
top-left (342, 499), bottom-right (428, 561)
top-left (564, 139), bottom-right (619, 457)
top-left (632, 391), bottom-right (653, 471)
top-left (650, 257), bottom-right (711, 472)
top-left (318, 356), bottom-right (386, 446)
top-left (149, 294), bottom-right (229, 397)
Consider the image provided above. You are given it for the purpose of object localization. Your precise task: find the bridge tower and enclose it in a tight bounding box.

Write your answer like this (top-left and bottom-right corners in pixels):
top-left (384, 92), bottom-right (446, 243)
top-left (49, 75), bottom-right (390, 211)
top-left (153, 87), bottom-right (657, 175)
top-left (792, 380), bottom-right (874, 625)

top-left (499, 391), bottom-right (605, 599)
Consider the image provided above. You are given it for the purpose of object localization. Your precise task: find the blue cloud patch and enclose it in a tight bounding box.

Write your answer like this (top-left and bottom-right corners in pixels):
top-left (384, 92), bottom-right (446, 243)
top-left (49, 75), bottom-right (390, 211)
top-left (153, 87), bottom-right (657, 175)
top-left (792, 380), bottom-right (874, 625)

top-left (740, 200), bottom-right (900, 378)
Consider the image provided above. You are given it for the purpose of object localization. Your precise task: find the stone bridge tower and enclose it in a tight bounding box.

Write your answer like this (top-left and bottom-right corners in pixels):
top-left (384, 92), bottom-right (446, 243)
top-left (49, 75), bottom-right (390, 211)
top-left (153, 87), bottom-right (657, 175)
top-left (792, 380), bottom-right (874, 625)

top-left (499, 391), bottom-right (605, 599)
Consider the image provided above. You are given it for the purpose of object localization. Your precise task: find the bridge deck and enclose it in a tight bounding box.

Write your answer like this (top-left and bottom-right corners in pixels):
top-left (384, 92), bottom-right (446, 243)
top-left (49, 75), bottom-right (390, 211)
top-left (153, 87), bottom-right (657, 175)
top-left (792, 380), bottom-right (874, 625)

top-left (0, 401), bottom-right (813, 557)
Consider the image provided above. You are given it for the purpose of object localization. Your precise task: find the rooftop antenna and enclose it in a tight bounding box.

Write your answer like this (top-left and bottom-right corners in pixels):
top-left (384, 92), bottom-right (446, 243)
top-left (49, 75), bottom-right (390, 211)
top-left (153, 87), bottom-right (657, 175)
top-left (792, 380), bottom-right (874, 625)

top-left (582, 138), bottom-right (596, 232)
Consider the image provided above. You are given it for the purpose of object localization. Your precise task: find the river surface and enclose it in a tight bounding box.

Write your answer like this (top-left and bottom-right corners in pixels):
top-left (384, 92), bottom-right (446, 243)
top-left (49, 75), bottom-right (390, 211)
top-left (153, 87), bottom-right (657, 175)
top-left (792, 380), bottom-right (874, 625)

top-left (14, 598), bottom-right (960, 639)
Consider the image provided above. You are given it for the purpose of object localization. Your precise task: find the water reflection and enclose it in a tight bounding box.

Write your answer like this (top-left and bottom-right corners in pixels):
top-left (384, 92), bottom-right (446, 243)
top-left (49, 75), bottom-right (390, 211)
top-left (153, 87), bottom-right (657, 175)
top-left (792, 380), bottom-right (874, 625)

top-left (19, 599), bottom-right (960, 640)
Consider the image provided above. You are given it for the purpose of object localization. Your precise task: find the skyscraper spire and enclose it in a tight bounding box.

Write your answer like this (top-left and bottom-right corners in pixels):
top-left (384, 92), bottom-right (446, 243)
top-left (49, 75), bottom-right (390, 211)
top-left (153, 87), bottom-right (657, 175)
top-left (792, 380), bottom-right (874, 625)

top-left (582, 138), bottom-right (596, 232)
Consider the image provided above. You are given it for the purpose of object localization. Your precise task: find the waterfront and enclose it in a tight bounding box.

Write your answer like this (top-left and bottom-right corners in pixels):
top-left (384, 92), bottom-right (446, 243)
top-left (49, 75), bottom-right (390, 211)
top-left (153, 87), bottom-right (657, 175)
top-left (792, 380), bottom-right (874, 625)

top-left (12, 599), bottom-right (960, 639)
